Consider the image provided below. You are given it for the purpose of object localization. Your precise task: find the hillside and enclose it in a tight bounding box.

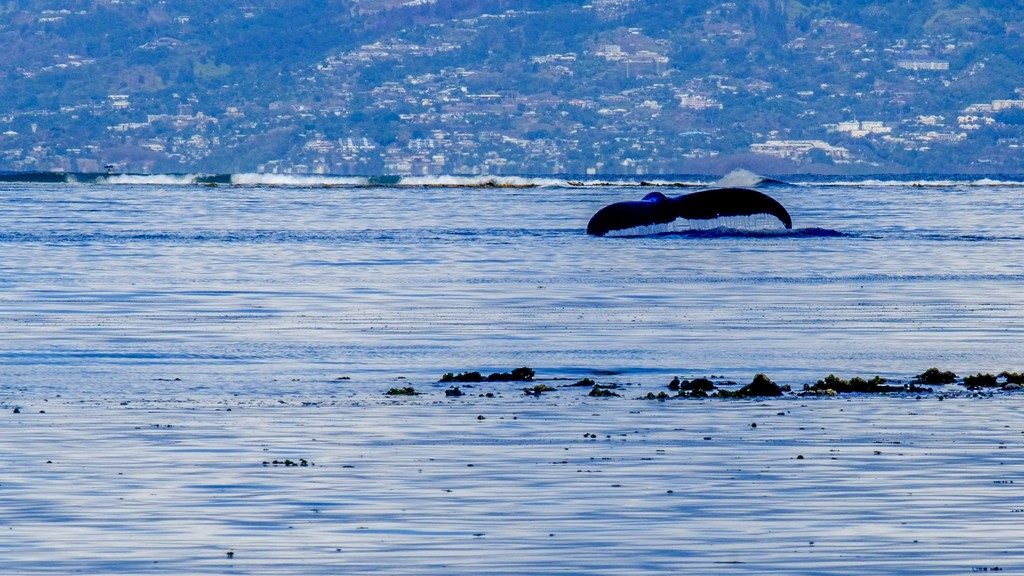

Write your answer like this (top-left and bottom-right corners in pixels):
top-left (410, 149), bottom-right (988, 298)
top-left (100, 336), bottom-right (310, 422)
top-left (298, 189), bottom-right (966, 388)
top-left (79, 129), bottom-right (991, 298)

top-left (3, 0), bottom-right (1024, 175)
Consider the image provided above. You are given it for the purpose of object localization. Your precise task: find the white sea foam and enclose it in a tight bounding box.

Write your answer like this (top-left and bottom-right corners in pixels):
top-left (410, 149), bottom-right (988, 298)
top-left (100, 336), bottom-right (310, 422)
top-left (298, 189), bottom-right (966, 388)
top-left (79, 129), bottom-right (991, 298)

top-left (797, 177), bottom-right (1024, 187)
top-left (397, 174), bottom-right (565, 187)
top-left (230, 173), bottom-right (570, 188)
top-left (715, 167), bottom-right (765, 187)
top-left (13, 171), bottom-right (1024, 189)
top-left (98, 173), bottom-right (206, 185)
top-left (972, 177), bottom-right (1024, 186)
top-left (231, 173), bottom-right (369, 186)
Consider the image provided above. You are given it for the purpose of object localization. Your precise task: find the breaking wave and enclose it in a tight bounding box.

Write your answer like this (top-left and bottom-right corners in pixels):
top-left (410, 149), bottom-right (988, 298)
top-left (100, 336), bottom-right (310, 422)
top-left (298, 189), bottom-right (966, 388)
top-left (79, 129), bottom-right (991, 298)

top-left (97, 173), bottom-right (211, 186)
top-left (1, 169), bottom-right (1022, 189)
top-left (231, 173), bottom-right (368, 187)
top-left (785, 175), bottom-right (1024, 187)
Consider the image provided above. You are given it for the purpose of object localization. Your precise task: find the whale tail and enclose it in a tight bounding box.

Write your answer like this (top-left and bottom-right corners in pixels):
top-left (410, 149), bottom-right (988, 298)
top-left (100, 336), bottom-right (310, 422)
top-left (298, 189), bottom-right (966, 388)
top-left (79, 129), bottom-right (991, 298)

top-left (587, 187), bottom-right (792, 236)
top-left (586, 191), bottom-right (677, 236)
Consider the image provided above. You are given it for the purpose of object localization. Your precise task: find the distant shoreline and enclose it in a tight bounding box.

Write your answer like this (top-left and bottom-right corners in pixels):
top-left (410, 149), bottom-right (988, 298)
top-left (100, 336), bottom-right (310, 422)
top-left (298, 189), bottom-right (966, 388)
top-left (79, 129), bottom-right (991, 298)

top-left (4, 170), bottom-right (1024, 188)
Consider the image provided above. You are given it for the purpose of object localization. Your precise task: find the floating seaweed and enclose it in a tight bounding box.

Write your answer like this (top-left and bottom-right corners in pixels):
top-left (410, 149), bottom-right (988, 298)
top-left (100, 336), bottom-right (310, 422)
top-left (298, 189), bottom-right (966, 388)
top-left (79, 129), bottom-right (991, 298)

top-left (999, 371), bottom-right (1024, 385)
top-left (487, 367), bottom-right (535, 382)
top-left (963, 373), bottom-right (999, 389)
top-left (915, 368), bottom-right (957, 385)
top-left (440, 367), bottom-right (535, 383)
top-left (678, 378), bottom-right (716, 397)
top-left (439, 371), bottom-right (484, 383)
top-left (803, 374), bottom-right (896, 394)
top-left (263, 458), bottom-right (313, 467)
top-left (717, 374), bottom-right (783, 398)
top-left (523, 384), bottom-right (556, 396)
top-left (643, 391), bottom-right (671, 401)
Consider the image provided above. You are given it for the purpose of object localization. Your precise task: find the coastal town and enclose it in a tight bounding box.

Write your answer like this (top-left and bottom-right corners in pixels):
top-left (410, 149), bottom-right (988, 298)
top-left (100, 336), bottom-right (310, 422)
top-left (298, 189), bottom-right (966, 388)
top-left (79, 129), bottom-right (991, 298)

top-left (2, 1), bottom-right (1023, 175)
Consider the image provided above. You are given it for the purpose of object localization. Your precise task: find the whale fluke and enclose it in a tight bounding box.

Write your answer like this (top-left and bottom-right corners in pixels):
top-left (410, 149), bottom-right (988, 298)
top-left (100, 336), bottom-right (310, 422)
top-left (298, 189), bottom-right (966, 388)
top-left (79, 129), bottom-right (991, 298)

top-left (587, 187), bottom-right (792, 236)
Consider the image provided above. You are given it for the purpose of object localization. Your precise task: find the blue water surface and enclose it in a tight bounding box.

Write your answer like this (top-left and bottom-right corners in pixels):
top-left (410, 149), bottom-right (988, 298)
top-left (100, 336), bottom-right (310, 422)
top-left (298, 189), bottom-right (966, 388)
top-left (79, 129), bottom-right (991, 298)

top-left (1, 177), bottom-right (1023, 395)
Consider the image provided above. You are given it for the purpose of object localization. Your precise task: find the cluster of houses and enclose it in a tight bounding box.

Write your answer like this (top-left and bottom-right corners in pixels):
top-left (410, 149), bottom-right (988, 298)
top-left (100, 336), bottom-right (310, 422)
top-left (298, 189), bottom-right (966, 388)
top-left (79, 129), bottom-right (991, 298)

top-left (3, 4), bottom-right (1024, 174)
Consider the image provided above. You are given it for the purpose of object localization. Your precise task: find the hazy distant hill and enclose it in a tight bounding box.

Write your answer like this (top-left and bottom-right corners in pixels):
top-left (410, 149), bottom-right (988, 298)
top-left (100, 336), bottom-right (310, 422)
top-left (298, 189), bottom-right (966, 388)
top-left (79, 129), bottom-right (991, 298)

top-left (3, 0), bottom-right (1024, 175)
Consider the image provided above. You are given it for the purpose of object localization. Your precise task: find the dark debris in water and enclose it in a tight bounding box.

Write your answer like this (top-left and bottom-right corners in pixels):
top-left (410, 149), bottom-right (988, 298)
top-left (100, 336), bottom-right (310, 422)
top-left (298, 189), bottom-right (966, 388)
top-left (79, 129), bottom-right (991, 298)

top-left (263, 458), bottom-right (313, 467)
top-left (716, 374), bottom-right (785, 398)
top-left (487, 367), bottom-right (536, 382)
top-left (915, 367), bottom-right (958, 385)
top-left (589, 385), bottom-right (620, 397)
top-left (439, 371), bottom-right (484, 383)
top-left (670, 377), bottom-right (719, 397)
top-left (395, 366), bottom-right (1024, 401)
top-left (800, 374), bottom-right (930, 396)
top-left (964, 373), bottom-right (998, 388)
top-left (439, 367), bottom-right (535, 383)
top-left (1002, 372), bottom-right (1024, 385)
top-left (523, 384), bottom-right (556, 396)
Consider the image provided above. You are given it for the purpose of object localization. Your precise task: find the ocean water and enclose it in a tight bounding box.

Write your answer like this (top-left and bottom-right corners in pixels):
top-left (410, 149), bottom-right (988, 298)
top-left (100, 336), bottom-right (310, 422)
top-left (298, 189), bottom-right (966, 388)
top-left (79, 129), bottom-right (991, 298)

top-left (0, 174), bottom-right (1022, 393)
top-left (4, 174), bottom-right (1024, 575)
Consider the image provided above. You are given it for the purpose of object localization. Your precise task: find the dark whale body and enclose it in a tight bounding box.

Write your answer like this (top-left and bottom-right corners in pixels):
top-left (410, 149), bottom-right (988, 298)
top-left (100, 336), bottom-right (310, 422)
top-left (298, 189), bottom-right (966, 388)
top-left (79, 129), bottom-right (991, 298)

top-left (586, 187), bottom-right (793, 236)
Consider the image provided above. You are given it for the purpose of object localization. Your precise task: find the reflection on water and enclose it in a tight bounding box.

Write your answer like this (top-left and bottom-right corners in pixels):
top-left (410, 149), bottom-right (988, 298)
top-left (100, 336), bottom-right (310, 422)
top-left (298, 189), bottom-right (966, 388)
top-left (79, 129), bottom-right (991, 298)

top-left (3, 395), bottom-right (1024, 574)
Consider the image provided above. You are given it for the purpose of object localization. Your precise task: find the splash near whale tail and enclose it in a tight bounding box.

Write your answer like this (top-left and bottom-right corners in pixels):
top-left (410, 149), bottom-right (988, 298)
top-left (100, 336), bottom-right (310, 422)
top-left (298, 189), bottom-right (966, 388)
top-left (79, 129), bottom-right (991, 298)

top-left (587, 187), bottom-right (792, 236)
